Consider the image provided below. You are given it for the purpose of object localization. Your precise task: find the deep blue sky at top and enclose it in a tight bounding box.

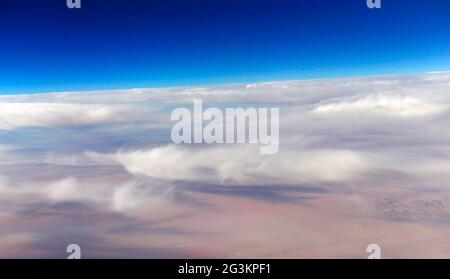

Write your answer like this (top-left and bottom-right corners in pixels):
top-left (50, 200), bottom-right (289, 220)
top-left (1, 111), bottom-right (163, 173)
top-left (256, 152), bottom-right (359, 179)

top-left (0, 0), bottom-right (449, 94)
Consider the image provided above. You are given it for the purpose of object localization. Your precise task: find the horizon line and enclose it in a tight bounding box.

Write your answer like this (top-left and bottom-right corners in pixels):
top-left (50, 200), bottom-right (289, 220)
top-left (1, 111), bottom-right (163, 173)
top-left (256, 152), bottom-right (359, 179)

top-left (2, 69), bottom-right (450, 97)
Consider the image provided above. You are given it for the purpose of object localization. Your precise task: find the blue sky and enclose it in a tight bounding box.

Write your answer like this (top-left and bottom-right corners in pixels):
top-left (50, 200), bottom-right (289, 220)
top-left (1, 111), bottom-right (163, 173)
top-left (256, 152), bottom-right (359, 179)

top-left (0, 0), bottom-right (449, 94)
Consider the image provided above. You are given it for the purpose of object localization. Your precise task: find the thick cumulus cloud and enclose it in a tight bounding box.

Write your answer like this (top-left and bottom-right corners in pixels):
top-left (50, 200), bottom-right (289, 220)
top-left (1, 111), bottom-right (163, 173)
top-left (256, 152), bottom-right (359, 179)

top-left (88, 142), bottom-right (450, 188)
top-left (88, 145), bottom-right (374, 186)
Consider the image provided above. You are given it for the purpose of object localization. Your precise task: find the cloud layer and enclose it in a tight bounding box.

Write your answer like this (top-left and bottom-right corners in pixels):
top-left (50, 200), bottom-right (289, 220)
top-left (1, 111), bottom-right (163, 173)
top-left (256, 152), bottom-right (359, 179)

top-left (1, 72), bottom-right (450, 258)
top-left (0, 103), bottom-right (153, 129)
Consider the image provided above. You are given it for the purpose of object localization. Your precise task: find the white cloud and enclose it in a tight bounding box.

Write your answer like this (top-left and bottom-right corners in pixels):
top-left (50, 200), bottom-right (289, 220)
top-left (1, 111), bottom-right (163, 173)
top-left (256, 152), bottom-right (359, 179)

top-left (89, 145), bottom-right (375, 186)
top-left (312, 95), bottom-right (447, 117)
top-left (2, 72), bottom-right (450, 206)
top-left (0, 103), bottom-right (151, 129)
top-left (0, 175), bottom-right (168, 212)
top-left (1, 72), bottom-right (449, 131)
top-left (88, 141), bottom-right (450, 188)
top-left (3, 72), bottom-right (450, 258)
top-left (3, 72), bottom-right (449, 106)
top-left (111, 181), bottom-right (169, 212)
